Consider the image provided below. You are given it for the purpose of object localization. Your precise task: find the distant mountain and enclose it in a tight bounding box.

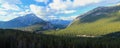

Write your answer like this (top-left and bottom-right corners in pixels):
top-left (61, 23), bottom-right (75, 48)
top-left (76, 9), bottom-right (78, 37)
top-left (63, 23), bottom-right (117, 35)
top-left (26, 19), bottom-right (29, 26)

top-left (45, 5), bottom-right (120, 36)
top-left (49, 19), bottom-right (71, 25)
top-left (0, 13), bottom-right (71, 32)
top-left (16, 19), bottom-right (71, 32)
top-left (0, 14), bottom-right (46, 28)
top-left (17, 19), bottom-right (71, 32)
top-left (49, 19), bottom-right (71, 29)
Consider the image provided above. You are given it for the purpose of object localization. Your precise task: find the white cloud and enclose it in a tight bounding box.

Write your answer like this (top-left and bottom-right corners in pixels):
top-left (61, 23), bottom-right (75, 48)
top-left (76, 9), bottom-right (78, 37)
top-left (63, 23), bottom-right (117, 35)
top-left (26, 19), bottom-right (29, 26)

top-left (48, 15), bottom-right (58, 20)
top-left (0, 0), bottom-right (22, 11)
top-left (30, 4), bottom-right (47, 19)
top-left (15, 10), bottom-right (31, 16)
top-left (73, 0), bottom-right (101, 7)
top-left (1, 0), bottom-right (119, 21)
top-left (29, 3), bottom-right (78, 20)
top-left (61, 10), bottom-right (76, 14)
top-left (49, 0), bottom-right (72, 10)
top-left (46, 0), bottom-right (102, 20)
top-left (0, 11), bottom-right (19, 21)
top-left (35, 0), bottom-right (49, 4)
top-left (49, 0), bottom-right (102, 10)
top-left (1, 3), bottom-right (21, 11)
top-left (55, 10), bottom-right (76, 14)
top-left (0, 0), bottom-right (22, 4)
top-left (0, 9), bottom-right (31, 21)
top-left (64, 10), bottom-right (76, 14)
top-left (0, 0), bottom-right (30, 21)
top-left (0, 16), bottom-right (18, 21)
top-left (0, 11), bottom-right (7, 16)
top-left (60, 15), bottom-right (78, 20)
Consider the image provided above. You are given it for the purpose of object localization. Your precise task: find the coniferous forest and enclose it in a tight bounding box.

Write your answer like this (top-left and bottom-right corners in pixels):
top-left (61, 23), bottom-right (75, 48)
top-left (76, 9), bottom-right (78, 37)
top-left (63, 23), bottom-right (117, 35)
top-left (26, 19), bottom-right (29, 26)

top-left (0, 29), bottom-right (120, 48)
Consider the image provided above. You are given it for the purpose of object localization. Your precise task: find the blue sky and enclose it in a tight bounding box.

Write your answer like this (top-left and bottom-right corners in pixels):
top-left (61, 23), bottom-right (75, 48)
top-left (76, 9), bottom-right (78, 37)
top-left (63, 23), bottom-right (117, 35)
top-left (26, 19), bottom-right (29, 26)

top-left (0, 0), bottom-right (120, 21)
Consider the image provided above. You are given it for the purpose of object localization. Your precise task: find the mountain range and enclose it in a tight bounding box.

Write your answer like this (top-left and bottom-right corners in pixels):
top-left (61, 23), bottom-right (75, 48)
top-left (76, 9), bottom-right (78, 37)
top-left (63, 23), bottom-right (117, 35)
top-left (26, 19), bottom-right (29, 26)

top-left (44, 5), bottom-right (120, 37)
top-left (49, 19), bottom-right (71, 29)
top-left (0, 13), bottom-right (70, 32)
top-left (2, 4), bottom-right (120, 37)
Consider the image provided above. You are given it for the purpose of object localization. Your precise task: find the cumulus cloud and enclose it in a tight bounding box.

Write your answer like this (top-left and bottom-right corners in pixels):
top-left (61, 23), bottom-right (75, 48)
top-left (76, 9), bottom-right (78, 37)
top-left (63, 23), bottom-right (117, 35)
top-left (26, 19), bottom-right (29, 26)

top-left (49, 0), bottom-right (72, 10)
top-left (0, 0), bottom-right (31, 21)
top-left (0, 0), bottom-right (120, 21)
top-left (1, 3), bottom-right (21, 11)
top-left (30, 4), bottom-right (47, 19)
top-left (49, 0), bottom-right (102, 10)
top-left (0, 11), bottom-right (19, 21)
top-left (30, 0), bottom-right (102, 20)
top-left (0, 0), bottom-right (22, 11)
top-left (0, 11), bottom-right (7, 16)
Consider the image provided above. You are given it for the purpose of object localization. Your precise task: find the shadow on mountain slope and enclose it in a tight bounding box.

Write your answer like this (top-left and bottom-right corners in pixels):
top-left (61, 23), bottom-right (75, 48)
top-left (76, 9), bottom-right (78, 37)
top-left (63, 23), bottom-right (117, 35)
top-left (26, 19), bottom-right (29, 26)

top-left (102, 31), bottom-right (120, 38)
top-left (80, 14), bottom-right (109, 23)
top-left (110, 17), bottom-right (120, 22)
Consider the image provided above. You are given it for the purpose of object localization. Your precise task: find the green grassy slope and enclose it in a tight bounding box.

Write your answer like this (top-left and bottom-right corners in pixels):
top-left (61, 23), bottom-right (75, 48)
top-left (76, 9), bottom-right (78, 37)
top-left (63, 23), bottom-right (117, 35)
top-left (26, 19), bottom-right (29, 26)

top-left (16, 24), bottom-right (44, 32)
top-left (44, 6), bottom-right (120, 36)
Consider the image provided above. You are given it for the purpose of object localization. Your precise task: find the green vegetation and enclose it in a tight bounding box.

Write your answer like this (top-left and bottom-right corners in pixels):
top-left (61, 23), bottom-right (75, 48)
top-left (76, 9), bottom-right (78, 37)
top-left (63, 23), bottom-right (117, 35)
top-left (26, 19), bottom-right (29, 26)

top-left (44, 11), bottom-right (120, 36)
top-left (2, 5), bottom-right (120, 48)
top-left (1, 29), bottom-right (120, 48)
top-left (16, 24), bottom-right (44, 32)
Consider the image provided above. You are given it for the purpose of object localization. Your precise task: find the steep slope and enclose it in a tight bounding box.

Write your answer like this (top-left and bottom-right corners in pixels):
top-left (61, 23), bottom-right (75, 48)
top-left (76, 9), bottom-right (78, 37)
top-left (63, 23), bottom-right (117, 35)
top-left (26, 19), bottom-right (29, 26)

top-left (0, 14), bottom-right (45, 28)
top-left (45, 5), bottom-right (120, 36)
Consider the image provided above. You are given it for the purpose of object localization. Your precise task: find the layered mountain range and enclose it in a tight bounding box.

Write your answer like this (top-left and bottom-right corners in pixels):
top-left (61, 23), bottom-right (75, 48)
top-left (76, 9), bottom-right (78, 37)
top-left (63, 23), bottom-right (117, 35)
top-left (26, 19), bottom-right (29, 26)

top-left (0, 13), bottom-right (70, 32)
top-left (45, 5), bottom-right (120, 37)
